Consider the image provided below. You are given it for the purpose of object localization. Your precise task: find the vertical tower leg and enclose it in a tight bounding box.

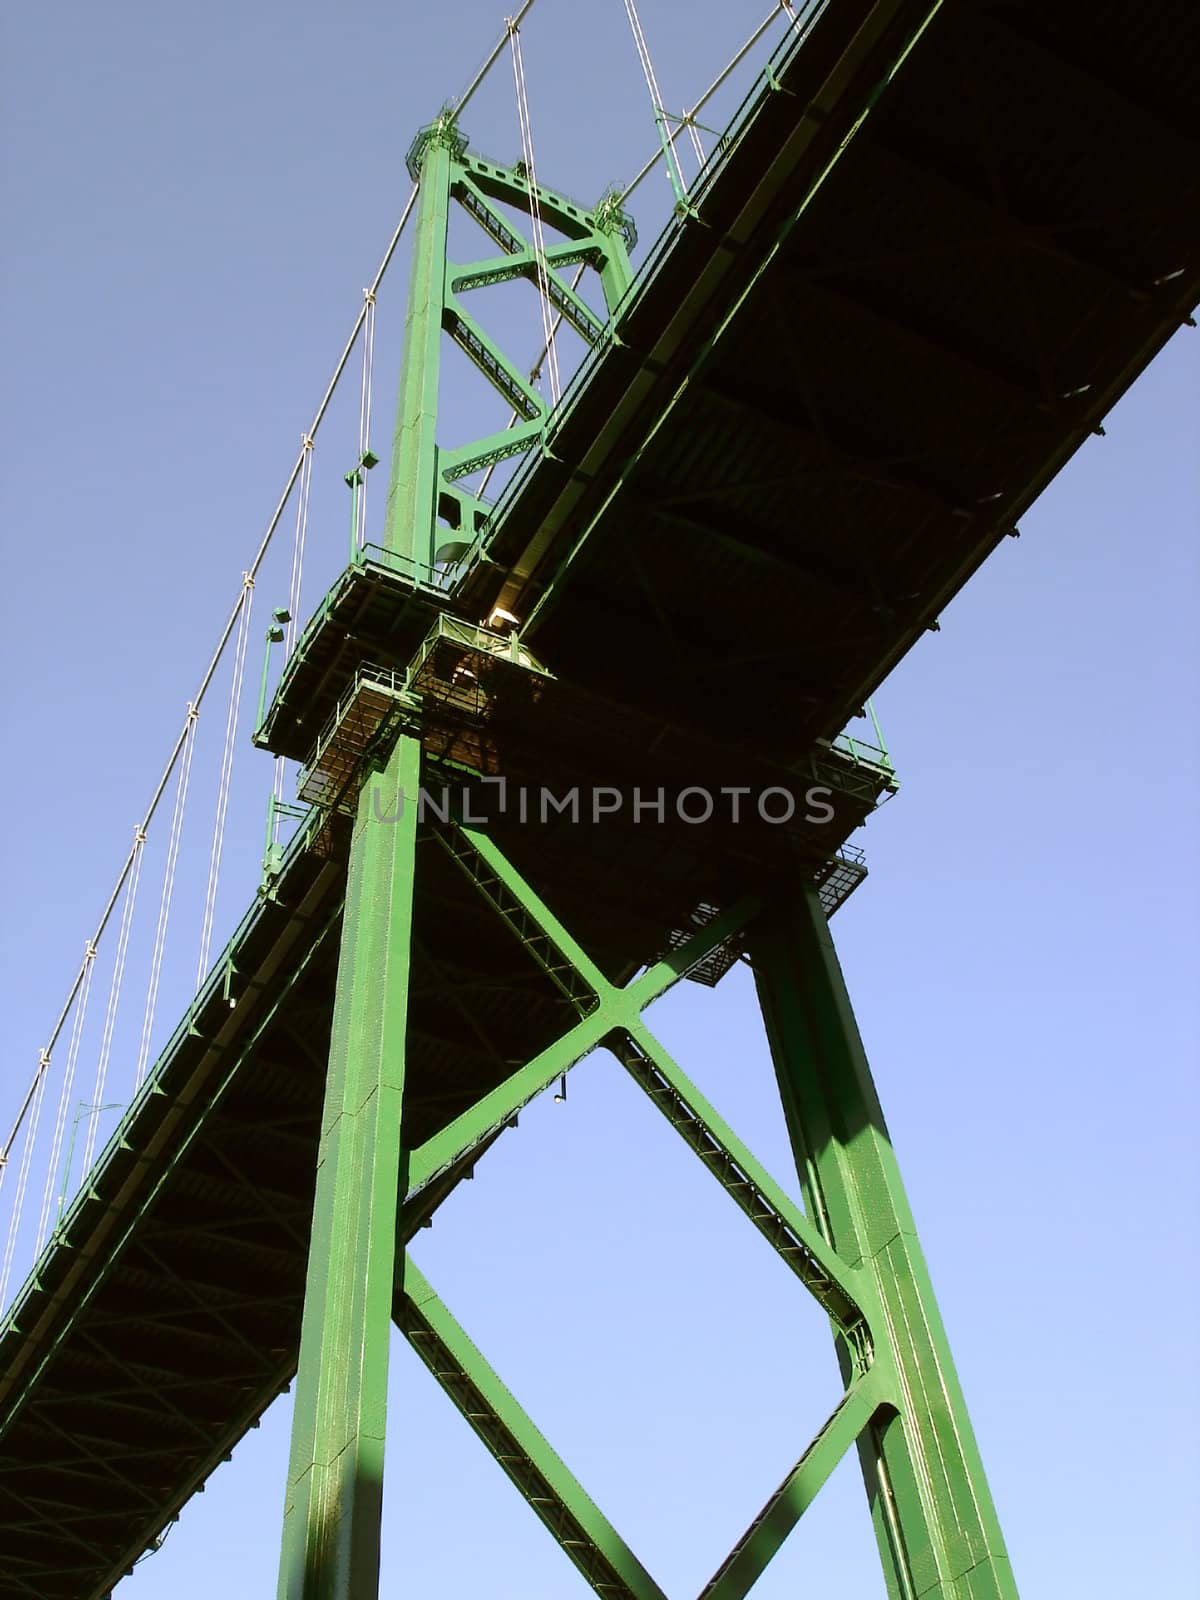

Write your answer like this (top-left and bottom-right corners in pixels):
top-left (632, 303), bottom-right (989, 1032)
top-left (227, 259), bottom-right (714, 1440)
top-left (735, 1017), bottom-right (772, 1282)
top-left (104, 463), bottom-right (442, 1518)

top-left (382, 127), bottom-right (453, 569)
top-left (277, 735), bottom-right (421, 1600)
top-left (751, 886), bottom-right (1018, 1599)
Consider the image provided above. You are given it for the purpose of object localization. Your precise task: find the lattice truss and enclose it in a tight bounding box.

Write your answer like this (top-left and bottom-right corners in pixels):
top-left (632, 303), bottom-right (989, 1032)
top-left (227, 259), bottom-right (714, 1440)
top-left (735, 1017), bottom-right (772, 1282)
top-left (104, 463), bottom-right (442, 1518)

top-left (279, 727), bottom-right (1014, 1600)
top-left (389, 114), bottom-right (634, 561)
top-left (394, 830), bottom-right (867, 1600)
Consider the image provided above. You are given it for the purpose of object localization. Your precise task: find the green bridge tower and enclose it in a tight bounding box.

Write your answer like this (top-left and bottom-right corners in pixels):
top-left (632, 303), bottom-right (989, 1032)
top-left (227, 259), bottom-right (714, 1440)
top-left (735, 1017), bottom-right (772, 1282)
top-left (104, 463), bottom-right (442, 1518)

top-left (257, 112), bottom-right (1019, 1600)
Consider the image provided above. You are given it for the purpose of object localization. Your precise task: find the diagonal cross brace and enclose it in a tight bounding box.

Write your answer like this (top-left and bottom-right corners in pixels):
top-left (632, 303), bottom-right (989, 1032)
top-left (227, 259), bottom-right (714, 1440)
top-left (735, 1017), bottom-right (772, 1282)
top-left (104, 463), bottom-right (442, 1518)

top-left (397, 820), bottom-right (898, 1594)
top-left (404, 891), bottom-right (757, 1200)
top-left (397, 1257), bottom-right (668, 1600)
top-left (698, 1372), bottom-right (890, 1600)
top-left (429, 820), bottom-right (603, 1011)
top-left (423, 819), bottom-right (871, 1350)
top-left (434, 818), bottom-right (757, 1011)
top-left (454, 175), bottom-right (611, 342)
top-left (397, 1229), bottom-right (883, 1600)
top-left (608, 1026), bottom-right (871, 1362)
top-left (386, 124), bottom-right (633, 565)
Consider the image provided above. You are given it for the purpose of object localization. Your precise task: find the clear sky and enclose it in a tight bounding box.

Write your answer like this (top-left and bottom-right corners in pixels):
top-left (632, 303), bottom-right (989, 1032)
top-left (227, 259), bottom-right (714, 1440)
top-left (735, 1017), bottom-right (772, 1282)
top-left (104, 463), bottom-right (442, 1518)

top-left (1, 2), bottom-right (1197, 1596)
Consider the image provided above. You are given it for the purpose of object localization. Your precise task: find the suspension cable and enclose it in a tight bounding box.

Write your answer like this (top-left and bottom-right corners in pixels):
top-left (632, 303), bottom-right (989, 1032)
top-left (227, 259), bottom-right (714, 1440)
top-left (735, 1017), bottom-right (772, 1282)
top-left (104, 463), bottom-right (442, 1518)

top-left (508, 21), bottom-right (561, 405)
top-left (197, 577), bottom-right (255, 987)
top-left (80, 827), bottom-right (145, 1178)
top-left (683, 114), bottom-right (706, 172)
top-left (0, 181), bottom-right (422, 1176)
top-left (1, 0), bottom-right (558, 1209)
top-left (781, 0), bottom-right (810, 34)
top-left (356, 290), bottom-right (377, 550)
top-left (0, 1053), bottom-right (50, 1308)
top-left (453, 0), bottom-right (540, 117)
top-left (478, 261), bottom-right (589, 502)
top-left (272, 437), bottom-right (315, 830)
top-left (35, 943), bottom-right (97, 1252)
top-left (3, 0), bottom-right (566, 1181)
top-left (284, 438), bottom-right (313, 662)
top-left (621, 0), bottom-right (690, 208)
top-left (135, 705), bottom-right (199, 1091)
top-left (621, 2), bottom-right (809, 204)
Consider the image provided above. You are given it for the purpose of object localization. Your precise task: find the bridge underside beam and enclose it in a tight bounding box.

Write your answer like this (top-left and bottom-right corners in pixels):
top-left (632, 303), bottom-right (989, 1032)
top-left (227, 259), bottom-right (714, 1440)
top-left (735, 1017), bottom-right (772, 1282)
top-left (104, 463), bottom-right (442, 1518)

top-left (0, 0), bottom-right (1196, 1593)
top-left (469, 0), bottom-right (1200, 760)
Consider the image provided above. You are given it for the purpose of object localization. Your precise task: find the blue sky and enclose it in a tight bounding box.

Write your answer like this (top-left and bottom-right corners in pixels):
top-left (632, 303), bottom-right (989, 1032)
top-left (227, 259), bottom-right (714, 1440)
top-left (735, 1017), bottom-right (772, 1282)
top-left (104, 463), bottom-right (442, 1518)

top-left (1, 2), bottom-right (1197, 1595)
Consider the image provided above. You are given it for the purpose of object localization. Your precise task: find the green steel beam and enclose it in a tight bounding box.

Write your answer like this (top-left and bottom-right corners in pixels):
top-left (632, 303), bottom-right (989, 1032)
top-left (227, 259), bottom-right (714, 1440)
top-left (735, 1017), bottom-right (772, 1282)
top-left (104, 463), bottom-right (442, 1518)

top-left (438, 818), bottom-right (758, 1013)
top-left (751, 887), bottom-right (1018, 1599)
top-left (406, 1007), bottom-right (615, 1200)
top-left (444, 294), bottom-right (545, 420)
top-left (607, 1025), bottom-right (870, 1353)
top-left (449, 178), bottom-right (607, 340)
top-left (0, 884), bottom-right (343, 1444)
top-left (431, 819), bottom-right (608, 1007)
top-left (398, 813), bottom-right (1014, 1593)
top-left (405, 876), bottom-right (756, 1201)
top-left (397, 1257), bottom-right (667, 1600)
top-left (382, 124), bottom-right (454, 566)
top-left (379, 120), bottom-right (632, 569)
top-left (268, 80), bottom-right (1020, 1595)
top-left (699, 1371), bottom-right (888, 1600)
top-left (277, 735), bottom-right (421, 1600)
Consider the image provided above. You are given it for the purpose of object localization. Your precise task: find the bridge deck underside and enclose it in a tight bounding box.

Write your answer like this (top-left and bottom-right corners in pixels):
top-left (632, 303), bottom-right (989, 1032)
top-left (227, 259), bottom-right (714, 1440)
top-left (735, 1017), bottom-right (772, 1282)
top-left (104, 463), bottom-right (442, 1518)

top-left (2, 0), bottom-right (1197, 1593)
top-left (1, 771), bottom-right (886, 1596)
top-left (473, 0), bottom-right (1199, 759)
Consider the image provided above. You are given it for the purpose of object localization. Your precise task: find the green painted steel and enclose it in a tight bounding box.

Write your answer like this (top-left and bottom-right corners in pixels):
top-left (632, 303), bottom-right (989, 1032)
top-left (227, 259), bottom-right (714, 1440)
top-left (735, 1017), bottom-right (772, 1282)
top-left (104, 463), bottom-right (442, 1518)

top-left (382, 123), bottom-right (454, 568)
top-left (405, 882), bottom-right (759, 1203)
top-left (399, 1256), bottom-right (668, 1600)
top-left (6, 5), bottom-right (1196, 1583)
top-left (700, 1372), bottom-right (888, 1600)
top-left (275, 104), bottom-right (1020, 1600)
top-left (262, 789), bottom-right (1019, 1597)
top-left (277, 735), bottom-right (421, 1600)
top-left (370, 832), bottom-right (1018, 1598)
top-left (752, 887), bottom-right (1018, 1599)
top-left (380, 115), bottom-right (632, 571)
top-left (606, 1025), bottom-right (871, 1355)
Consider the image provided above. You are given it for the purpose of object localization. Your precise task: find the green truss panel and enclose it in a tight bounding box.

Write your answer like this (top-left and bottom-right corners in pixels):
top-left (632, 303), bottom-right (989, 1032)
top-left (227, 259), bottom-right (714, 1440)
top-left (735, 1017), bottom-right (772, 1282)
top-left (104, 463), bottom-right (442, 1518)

top-left (277, 736), bottom-right (421, 1600)
top-left (276, 744), bottom-right (1012, 1598)
top-left (398, 1257), bottom-right (669, 1600)
top-left (380, 114), bottom-right (634, 570)
top-left (274, 100), bottom-right (1018, 1600)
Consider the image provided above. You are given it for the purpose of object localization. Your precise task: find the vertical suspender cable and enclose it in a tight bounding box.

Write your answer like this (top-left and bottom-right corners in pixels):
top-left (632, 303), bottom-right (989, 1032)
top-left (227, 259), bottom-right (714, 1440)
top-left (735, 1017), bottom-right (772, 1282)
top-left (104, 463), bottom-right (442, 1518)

top-left (285, 438), bottom-right (313, 662)
top-left (357, 292), bottom-right (377, 550)
top-left (477, 260), bottom-right (590, 503)
top-left (508, 21), bottom-right (561, 404)
top-left (684, 115), bottom-right (706, 172)
top-left (781, 0), bottom-right (812, 35)
top-left (273, 437), bottom-right (314, 828)
top-left (621, 0), bottom-right (690, 207)
top-left (80, 827), bottom-right (145, 1178)
top-left (197, 576), bottom-right (255, 986)
top-left (1, 153), bottom-right (427, 1207)
top-left (35, 943), bottom-right (97, 1251)
top-left (619, 4), bottom-right (799, 205)
top-left (135, 705), bottom-right (199, 1091)
top-left (0, 1054), bottom-right (50, 1308)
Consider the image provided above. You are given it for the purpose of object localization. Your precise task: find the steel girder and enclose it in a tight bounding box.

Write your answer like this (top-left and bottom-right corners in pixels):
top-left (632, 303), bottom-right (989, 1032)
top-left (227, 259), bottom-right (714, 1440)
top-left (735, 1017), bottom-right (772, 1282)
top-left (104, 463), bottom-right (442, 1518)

top-left (278, 740), bottom-right (1016, 1597)
top-left (382, 116), bottom-right (633, 570)
top-left (277, 736), bottom-right (422, 1598)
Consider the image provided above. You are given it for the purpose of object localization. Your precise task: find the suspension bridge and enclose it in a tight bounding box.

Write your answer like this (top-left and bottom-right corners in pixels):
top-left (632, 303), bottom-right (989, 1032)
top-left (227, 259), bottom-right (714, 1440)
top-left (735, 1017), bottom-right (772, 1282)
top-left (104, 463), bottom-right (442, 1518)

top-left (2, 0), bottom-right (1197, 1595)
